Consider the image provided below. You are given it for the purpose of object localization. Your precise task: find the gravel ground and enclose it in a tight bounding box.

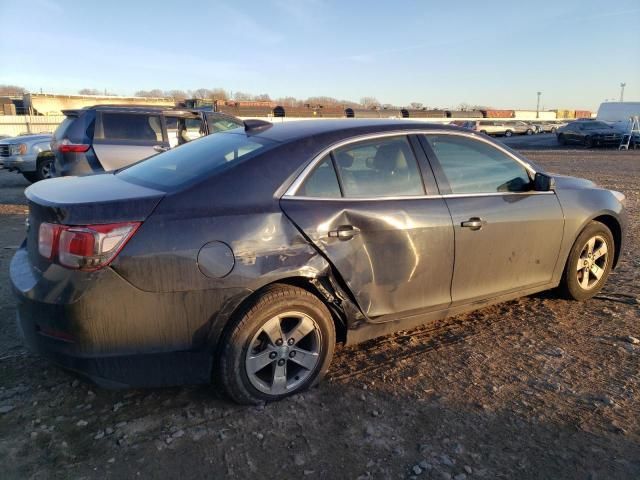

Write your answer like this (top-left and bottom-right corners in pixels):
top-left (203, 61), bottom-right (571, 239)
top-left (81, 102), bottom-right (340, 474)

top-left (0, 149), bottom-right (639, 479)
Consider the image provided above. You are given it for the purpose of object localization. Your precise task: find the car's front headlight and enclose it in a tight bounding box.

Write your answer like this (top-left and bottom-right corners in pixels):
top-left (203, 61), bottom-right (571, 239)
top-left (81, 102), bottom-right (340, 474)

top-left (9, 143), bottom-right (27, 155)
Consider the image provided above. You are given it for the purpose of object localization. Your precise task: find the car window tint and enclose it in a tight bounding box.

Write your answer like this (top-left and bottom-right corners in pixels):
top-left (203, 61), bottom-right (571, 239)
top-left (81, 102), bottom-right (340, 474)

top-left (298, 156), bottom-right (341, 198)
top-left (206, 113), bottom-right (243, 133)
top-left (99, 113), bottom-right (163, 142)
top-left (425, 134), bottom-right (531, 193)
top-left (118, 132), bottom-right (274, 190)
top-left (165, 116), bottom-right (204, 148)
top-left (333, 136), bottom-right (424, 197)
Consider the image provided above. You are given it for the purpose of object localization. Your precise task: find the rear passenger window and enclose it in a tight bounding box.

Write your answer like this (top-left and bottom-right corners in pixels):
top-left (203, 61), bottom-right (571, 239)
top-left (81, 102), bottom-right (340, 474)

top-left (97, 113), bottom-right (163, 143)
top-left (298, 156), bottom-right (341, 198)
top-left (332, 136), bottom-right (424, 197)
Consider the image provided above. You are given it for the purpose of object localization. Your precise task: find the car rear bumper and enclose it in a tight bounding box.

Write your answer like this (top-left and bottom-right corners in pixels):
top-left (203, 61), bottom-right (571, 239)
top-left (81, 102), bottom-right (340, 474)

top-left (11, 247), bottom-right (249, 388)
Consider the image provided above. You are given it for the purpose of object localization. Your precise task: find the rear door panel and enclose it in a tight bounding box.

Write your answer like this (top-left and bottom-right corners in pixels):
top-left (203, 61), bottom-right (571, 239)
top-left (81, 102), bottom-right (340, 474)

top-left (281, 197), bottom-right (454, 318)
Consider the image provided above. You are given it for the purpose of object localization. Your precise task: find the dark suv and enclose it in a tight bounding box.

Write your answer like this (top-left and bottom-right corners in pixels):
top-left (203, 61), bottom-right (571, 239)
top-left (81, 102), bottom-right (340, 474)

top-left (51, 105), bottom-right (242, 176)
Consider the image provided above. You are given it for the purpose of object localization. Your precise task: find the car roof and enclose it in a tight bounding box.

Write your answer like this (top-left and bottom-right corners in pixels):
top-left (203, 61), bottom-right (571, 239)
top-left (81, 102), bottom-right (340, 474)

top-left (62, 105), bottom-right (202, 116)
top-left (248, 119), bottom-right (464, 143)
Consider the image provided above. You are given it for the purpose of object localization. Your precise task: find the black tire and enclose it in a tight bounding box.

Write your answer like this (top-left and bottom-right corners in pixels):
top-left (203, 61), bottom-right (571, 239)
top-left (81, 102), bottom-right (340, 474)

top-left (526, 129), bottom-right (533, 135)
top-left (560, 221), bottom-right (614, 301)
top-left (557, 134), bottom-right (566, 145)
top-left (583, 136), bottom-right (593, 148)
top-left (22, 172), bottom-right (38, 183)
top-left (480, 130), bottom-right (487, 135)
top-left (35, 156), bottom-right (54, 181)
top-left (504, 130), bottom-right (513, 137)
top-left (217, 284), bottom-right (336, 405)
top-left (551, 127), bottom-right (557, 133)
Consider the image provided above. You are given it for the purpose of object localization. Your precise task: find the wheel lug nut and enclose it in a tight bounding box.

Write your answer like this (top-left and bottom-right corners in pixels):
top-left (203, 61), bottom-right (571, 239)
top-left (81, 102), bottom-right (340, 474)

top-left (269, 351), bottom-right (277, 359)
top-left (277, 359), bottom-right (285, 366)
top-left (289, 351), bottom-right (296, 358)
top-left (287, 338), bottom-right (295, 346)
top-left (275, 339), bottom-right (283, 346)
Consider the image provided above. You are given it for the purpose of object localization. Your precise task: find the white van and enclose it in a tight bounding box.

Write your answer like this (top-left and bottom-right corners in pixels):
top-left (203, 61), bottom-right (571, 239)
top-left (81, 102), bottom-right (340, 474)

top-left (596, 102), bottom-right (640, 133)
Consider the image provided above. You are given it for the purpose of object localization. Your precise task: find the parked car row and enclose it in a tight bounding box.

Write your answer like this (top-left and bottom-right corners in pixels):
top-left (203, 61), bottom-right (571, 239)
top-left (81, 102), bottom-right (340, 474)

top-left (454, 120), bottom-right (568, 137)
top-left (0, 106), bottom-right (243, 182)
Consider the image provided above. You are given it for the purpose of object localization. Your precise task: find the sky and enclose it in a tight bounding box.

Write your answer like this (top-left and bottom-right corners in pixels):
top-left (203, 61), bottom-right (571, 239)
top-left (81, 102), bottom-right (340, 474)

top-left (1, 0), bottom-right (639, 111)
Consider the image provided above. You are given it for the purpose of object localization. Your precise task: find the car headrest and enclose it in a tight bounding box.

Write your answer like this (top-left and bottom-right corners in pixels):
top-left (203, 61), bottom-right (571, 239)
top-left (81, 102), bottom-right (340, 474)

top-left (334, 151), bottom-right (354, 169)
top-left (372, 142), bottom-right (407, 172)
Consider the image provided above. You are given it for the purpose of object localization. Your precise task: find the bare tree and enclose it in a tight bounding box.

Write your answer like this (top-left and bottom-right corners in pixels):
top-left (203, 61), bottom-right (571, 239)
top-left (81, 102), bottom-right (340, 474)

top-left (409, 102), bottom-right (423, 110)
top-left (233, 91), bottom-right (253, 101)
top-left (305, 96), bottom-right (341, 107)
top-left (165, 89), bottom-right (188, 100)
top-left (276, 96), bottom-right (301, 107)
top-left (78, 88), bottom-right (101, 95)
top-left (253, 93), bottom-right (272, 102)
top-left (360, 96), bottom-right (380, 109)
top-left (210, 88), bottom-right (228, 101)
top-left (135, 89), bottom-right (165, 98)
top-left (0, 84), bottom-right (27, 96)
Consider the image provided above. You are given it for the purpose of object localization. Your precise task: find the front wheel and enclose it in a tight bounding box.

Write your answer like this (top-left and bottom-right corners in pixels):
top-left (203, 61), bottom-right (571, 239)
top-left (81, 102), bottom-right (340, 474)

top-left (526, 129), bottom-right (533, 135)
top-left (557, 134), bottom-right (566, 145)
top-left (560, 221), bottom-right (614, 301)
top-left (217, 284), bottom-right (336, 404)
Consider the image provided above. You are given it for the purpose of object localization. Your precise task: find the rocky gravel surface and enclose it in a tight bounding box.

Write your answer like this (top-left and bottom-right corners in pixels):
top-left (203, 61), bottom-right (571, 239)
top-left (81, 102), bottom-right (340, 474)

top-left (0, 149), bottom-right (638, 479)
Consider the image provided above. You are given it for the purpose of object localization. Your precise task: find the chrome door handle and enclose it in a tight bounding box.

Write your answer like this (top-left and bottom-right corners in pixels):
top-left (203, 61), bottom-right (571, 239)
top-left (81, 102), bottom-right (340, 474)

top-left (328, 225), bottom-right (359, 241)
top-left (154, 145), bottom-right (170, 153)
top-left (461, 217), bottom-right (485, 230)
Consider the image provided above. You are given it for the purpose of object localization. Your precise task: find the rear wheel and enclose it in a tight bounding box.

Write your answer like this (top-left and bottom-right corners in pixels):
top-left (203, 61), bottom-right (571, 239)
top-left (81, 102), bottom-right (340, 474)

top-left (560, 221), bottom-right (614, 301)
top-left (526, 129), bottom-right (533, 135)
top-left (35, 156), bottom-right (54, 181)
top-left (557, 134), bottom-right (566, 145)
top-left (504, 130), bottom-right (513, 137)
top-left (217, 284), bottom-right (336, 404)
top-left (479, 130), bottom-right (487, 135)
top-left (583, 136), bottom-right (594, 148)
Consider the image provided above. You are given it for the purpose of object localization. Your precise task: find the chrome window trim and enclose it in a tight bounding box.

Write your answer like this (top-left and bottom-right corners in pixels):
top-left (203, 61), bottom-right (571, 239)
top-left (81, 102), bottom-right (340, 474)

top-left (283, 129), bottom-right (538, 198)
top-left (281, 191), bottom-right (555, 202)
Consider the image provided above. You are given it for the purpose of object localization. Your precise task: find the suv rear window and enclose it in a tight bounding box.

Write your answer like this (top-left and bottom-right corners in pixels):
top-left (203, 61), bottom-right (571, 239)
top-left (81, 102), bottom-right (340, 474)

top-left (54, 112), bottom-right (95, 143)
top-left (117, 130), bottom-right (273, 190)
top-left (96, 113), bottom-right (163, 142)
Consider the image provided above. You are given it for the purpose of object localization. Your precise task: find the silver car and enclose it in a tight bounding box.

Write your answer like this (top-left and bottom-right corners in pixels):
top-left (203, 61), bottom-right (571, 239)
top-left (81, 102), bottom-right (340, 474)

top-left (0, 133), bottom-right (54, 182)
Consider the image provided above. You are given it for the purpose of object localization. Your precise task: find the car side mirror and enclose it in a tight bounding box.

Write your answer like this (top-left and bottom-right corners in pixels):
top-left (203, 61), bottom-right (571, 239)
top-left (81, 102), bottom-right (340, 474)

top-left (533, 172), bottom-right (555, 192)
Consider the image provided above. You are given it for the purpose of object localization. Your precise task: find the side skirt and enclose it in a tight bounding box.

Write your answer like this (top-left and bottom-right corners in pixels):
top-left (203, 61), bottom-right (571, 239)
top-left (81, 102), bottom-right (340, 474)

top-left (345, 282), bottom-right (558, 346)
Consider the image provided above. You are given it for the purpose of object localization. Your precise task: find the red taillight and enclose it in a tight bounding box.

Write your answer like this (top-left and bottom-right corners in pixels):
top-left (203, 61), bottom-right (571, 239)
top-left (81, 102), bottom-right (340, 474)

top-left (57, 139), bottom-right (90, 153)
top-left (38, 222), bottom-right (141, 270)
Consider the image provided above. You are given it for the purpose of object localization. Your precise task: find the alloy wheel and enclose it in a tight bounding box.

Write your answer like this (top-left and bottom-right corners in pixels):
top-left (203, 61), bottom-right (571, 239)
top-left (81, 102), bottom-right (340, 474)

top-left (245, 311), bottom-right (322, 395)
top-left (40, 161), bottom-right (52, 179)
top-left (576, 235), bottom-right (608, 290)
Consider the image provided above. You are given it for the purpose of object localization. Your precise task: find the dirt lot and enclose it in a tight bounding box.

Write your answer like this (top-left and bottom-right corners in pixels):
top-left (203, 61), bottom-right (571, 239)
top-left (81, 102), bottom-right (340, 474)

top-left (1, 149), bottom-right (639, 479)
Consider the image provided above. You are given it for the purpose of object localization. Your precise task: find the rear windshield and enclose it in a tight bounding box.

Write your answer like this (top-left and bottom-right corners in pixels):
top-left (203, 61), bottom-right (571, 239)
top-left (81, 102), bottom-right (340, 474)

top-left (54, 112), bottom-right (95, 143)
top-left (117, 129), bottom-right (275, 190)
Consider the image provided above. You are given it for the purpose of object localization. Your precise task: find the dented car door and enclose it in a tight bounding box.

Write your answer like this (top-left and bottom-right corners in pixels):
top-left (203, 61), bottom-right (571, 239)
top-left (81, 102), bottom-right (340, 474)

top-left (281, 134), bottom-right (454, 319)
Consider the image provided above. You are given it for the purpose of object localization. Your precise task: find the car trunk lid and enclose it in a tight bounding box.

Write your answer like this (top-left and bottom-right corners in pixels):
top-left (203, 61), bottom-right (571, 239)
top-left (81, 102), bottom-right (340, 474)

top-left (25, 173), bottom-right (165, 269)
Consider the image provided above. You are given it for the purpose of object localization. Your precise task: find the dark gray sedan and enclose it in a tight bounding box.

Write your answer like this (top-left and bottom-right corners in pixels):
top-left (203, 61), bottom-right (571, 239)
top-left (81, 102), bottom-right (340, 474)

top-left (11, 119), bottom-right (626, 404)
top-left (556, 120), bottom-right (623, 147)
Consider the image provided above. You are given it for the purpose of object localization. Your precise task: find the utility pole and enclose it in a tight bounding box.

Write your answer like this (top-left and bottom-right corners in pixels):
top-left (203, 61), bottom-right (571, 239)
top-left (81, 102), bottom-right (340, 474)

top-left (620, 83), bottom-right (626, 102)
top-left (536, 91), bottom-right (541, 119)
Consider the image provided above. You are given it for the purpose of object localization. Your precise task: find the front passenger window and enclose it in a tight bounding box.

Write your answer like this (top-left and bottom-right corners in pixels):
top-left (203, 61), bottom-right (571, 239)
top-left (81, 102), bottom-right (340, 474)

top-left (425, 135), bottom-right (532, 194)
